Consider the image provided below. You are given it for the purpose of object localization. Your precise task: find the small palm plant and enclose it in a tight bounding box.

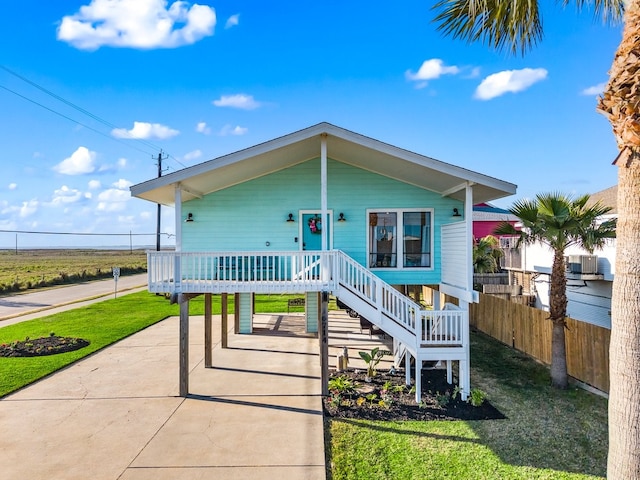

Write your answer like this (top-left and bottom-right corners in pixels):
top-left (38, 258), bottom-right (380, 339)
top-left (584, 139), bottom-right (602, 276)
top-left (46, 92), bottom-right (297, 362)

top-left (358, 347), bottom-right (390, 379)
top-left (473, 235), bottom-right (503, 273)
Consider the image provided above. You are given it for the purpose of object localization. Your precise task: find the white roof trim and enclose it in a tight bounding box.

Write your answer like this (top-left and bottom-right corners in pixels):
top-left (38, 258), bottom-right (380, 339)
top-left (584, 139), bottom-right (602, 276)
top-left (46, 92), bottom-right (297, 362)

top-left (131, 122), bottom-right (517, 206)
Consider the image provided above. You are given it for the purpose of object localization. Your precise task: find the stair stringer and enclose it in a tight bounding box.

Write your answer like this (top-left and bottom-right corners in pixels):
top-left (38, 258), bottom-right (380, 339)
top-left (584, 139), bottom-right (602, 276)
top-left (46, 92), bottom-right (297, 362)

top-left (333, 283), bottom-right (417, 352)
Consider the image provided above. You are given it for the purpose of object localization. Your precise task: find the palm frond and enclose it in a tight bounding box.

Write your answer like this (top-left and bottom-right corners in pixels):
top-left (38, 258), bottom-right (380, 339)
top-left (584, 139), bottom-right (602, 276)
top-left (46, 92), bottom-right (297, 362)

top-left (432, 0), bottom-right (543, 55)
top-left (564, 0), bottom-right (624, 23)
top-left (500, 192), bottom-right (617, 253)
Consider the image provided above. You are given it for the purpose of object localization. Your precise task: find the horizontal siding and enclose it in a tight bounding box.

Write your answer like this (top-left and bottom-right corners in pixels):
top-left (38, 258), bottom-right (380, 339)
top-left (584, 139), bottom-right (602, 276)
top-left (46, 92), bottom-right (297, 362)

top-left (182, 158), bottom-right (464, 286)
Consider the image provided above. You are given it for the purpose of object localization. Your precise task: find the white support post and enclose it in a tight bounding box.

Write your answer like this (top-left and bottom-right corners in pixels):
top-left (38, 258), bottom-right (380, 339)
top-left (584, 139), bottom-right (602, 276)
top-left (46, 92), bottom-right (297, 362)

top-left (447, 360), bottom-right (452, 384)
top-left (465, 183), bottom-right (474, 292)
top-left (320, 134), bottom-right (328, 252)
top-left (174, 184), bottom-right (182, 292)
top-left (462, 183), bottom-right (474, 400)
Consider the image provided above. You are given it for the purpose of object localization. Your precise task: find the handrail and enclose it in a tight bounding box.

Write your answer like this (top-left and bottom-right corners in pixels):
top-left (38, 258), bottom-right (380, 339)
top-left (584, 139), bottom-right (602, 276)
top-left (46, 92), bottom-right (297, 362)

top-left (335, 251), bottom-right (419, 336)
top-left (146, 250), bottom-right (465, 347)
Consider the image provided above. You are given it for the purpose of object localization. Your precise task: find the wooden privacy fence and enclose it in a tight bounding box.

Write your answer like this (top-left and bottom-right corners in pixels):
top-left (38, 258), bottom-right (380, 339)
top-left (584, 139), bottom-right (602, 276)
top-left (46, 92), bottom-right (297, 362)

top-left (470, 292), bottom-right (610, 393)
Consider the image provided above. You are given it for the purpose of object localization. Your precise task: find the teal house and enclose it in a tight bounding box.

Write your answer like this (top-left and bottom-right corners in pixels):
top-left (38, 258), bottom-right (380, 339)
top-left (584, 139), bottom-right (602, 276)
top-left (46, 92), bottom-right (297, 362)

top-left (130, 123), bottom-right (517, 400)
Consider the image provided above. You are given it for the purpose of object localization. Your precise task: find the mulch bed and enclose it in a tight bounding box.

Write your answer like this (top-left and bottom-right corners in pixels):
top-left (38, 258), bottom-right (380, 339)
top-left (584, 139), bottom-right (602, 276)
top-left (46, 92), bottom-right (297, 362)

top-left (324, 367), bottom-right (505, 421)
top-left (0, 335), bottom-right (90, 357)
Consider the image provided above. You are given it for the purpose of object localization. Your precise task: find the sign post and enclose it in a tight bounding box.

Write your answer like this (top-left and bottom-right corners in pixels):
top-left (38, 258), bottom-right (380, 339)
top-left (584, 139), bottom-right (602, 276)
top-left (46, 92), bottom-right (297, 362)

top-left (112, 267), bottom-right (120, 298)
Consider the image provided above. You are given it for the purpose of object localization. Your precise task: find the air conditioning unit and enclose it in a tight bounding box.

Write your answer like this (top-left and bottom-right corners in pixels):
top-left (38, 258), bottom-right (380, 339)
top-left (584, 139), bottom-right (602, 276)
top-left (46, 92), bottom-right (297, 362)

top-left (566, 255), bottom-right (598, 274)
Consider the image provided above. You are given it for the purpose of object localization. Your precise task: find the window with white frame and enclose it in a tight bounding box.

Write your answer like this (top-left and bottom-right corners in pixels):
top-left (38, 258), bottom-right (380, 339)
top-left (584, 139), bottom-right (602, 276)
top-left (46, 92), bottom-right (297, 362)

top-left (368, 210), bottom-right (432, 268)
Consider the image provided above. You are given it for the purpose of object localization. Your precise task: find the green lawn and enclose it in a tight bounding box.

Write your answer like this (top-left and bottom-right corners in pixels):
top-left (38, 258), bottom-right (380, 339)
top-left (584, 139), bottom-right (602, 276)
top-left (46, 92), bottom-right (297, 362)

top-left (328, 331), bottom-right (608, 480)
top-left (0, 291), bottom-right (299, 397)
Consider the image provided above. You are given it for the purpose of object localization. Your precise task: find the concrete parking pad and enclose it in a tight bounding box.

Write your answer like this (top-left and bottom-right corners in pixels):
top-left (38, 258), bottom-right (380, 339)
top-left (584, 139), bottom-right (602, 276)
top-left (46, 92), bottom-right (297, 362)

top-left (0, 314), bottom-right (327, 480)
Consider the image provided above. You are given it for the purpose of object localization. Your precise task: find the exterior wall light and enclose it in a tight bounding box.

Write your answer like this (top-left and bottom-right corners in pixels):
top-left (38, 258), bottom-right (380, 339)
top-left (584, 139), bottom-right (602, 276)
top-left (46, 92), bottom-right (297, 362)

top-left (286, 213), bottom-right (295, 222)
top-left (185, 213), bottom-right (194, 222)
top-left (452, 208), bottom-right (462, 217)
top-left (338, 212), bottom-right (346, 222)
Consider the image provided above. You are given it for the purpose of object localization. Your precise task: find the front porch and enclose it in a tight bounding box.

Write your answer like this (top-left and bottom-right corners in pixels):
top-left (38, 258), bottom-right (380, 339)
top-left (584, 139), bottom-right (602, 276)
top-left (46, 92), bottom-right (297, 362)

top-left (154, 249), bottom-right (471, 401)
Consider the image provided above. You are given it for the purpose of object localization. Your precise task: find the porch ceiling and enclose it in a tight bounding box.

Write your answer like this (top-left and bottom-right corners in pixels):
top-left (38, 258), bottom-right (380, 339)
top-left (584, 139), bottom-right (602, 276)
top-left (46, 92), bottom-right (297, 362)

top-left (130, 122), bottom-right (517, 206)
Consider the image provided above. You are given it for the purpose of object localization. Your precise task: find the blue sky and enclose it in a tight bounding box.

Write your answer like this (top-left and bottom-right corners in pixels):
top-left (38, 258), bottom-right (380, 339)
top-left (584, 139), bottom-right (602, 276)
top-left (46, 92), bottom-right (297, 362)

top-left (0, 0), bottom-right (622, 248)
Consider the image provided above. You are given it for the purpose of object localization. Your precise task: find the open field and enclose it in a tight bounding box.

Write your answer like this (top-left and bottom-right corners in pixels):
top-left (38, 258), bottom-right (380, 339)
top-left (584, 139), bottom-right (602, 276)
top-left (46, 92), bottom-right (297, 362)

top-left (0, 249), bottom-right (147, 294)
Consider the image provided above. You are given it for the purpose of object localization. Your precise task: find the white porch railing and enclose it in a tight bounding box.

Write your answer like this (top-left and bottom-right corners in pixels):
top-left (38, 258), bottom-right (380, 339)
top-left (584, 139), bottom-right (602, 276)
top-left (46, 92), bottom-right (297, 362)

top-left (147, 251), bottom-right (335, 294)
top-left (146, 250), bottom-right (465, 348)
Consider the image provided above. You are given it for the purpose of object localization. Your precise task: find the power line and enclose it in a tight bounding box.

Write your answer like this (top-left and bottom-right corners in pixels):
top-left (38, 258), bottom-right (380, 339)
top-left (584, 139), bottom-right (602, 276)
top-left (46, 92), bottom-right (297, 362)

top-left (1, 65), bottom-right (190, 171)
top-left (0, 84), bottom-right (156, 157)
top-left (0, 65), bottom-right (167, 154)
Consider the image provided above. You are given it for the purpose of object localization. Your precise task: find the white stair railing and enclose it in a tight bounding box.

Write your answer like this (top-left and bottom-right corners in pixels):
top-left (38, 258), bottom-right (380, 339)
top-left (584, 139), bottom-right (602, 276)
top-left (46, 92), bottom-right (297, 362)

top-left (146, 250), bottom-right (465, 348)
top-left (335, 251), bottom-right (418, 336)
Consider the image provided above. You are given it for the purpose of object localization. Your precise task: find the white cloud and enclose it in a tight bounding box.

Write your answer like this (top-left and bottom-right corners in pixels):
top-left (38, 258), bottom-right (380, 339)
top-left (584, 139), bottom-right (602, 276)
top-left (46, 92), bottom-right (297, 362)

top-left (112, 178), bottom-right (133, 189)
top-left (466, 67), bottom-right (481, 79)
top-left (582, 82), bottom-right (607, 96)
top-left (475, 68), bottom-right (548, 100)
top-left (97, 188), bottom-right (130, 212)
top-left (117, 157), bottom-right (127, 168)
top-left (20, 199), bottom-right (39, 218)
top-left (183, 150), bottom-right (202, 161)
top-left (225, 14), bottom-right (239, 29)
top-left (406, 59), bottom-right (460, 87)
top-left (57, 0), bottom-right (216, 50)
top-left (48, 186), bottom-right (91, 209)
top-left (196, 121), bottom-right (211, 135)
top-left (88, 180), bottom-right (102, 189)
top-left (53, 146), bottom-right (97, 175)
top-left (219, 124), bottom-right (248, 136)
top-left (213, 94), bottom-right (261, 110)
top-left (8, 183), bottom-right (17, 190)
top-left (140, 211), bottom-right (152, 220)
top-left (112, 121), bottom-right (179, 139)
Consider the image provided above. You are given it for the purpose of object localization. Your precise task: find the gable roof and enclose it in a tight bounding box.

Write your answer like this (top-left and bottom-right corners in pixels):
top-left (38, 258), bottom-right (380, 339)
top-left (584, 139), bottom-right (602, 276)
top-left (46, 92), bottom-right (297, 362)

top-left (130, 122), bottom-right (517, 206)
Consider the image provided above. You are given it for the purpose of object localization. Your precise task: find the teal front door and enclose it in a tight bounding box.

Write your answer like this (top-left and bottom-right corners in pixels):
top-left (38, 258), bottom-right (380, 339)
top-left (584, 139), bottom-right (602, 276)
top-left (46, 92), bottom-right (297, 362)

top-left (302, 213), bottom-right (331, 250)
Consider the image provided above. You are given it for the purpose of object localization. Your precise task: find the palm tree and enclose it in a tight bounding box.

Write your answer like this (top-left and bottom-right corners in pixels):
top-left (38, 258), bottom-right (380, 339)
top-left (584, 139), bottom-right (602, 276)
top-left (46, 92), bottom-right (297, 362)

top-left (473, 235), bottom-right (503, 273)
top-left (495, 193), bottom-right (615, 388)
top-left (431, 2), bottom-right (638, 476)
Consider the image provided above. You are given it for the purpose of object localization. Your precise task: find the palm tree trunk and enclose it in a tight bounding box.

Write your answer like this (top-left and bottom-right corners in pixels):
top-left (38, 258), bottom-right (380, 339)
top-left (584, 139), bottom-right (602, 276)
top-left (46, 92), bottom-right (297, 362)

top-left (549, 249), bottom-right (568, 389)
top-left (597, 1), bottom-right (640, 477)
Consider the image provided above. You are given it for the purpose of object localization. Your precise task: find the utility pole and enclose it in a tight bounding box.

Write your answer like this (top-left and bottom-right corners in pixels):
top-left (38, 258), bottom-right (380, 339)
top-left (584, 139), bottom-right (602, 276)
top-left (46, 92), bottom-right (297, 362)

top-left (156, 151), bottom-right (167, 251)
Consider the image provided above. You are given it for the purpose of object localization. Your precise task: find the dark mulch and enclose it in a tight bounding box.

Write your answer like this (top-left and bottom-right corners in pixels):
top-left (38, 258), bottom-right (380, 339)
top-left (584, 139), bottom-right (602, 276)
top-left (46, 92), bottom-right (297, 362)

top-left (0, 335), bottom-right (90, 357)
top-left (324, 367), bottom-right (505, 421)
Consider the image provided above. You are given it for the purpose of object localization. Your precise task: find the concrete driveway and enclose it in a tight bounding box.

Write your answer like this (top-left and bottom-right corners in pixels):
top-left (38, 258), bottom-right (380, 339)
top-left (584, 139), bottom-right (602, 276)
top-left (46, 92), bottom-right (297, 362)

top-left (0, 313), bottom-right (328, 480)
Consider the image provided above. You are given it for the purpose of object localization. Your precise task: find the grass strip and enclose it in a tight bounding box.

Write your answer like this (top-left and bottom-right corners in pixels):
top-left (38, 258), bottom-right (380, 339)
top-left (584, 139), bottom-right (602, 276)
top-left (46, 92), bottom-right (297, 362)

top-left (0, 292), bottom-right (306, 397)
top-left (328, 330), bottom-right (608, 479)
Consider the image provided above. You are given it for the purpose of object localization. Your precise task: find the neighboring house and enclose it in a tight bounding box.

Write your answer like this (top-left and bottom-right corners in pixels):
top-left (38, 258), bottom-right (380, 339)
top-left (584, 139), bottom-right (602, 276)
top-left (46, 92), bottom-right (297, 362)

top-left (501, 186), bottom-right (617, 329)
top-left (472, 202), bottom-right (519, 240)
top-left (130, 122), bottom-right (517, 399)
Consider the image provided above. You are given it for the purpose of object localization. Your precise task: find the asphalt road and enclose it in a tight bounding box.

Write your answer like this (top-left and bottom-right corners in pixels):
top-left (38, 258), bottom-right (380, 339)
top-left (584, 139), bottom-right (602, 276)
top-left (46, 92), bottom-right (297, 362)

top-left (0, 273), bottom-right (148, 325)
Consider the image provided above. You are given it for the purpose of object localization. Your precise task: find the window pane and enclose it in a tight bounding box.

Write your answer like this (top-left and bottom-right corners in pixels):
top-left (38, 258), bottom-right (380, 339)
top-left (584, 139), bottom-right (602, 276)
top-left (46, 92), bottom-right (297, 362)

top-left (403, 212), bottom-right (430, 267)
top-left (369, 212), bottom-right (397, 267)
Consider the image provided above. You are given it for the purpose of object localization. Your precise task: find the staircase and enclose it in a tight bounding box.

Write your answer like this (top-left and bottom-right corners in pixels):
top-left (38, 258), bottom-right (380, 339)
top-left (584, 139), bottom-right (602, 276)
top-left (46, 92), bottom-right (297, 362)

top-left (332, 251), bottom-right (470, 401)
top-left (146, 249), bottom-right (471, 400)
